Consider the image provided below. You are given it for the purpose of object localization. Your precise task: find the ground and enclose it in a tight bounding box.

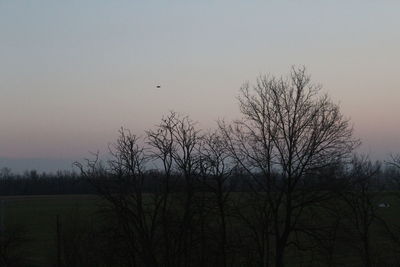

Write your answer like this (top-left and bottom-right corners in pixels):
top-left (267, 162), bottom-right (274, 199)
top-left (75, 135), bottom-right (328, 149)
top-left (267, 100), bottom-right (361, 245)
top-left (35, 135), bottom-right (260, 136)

top-left (2, 193), bottom-right (400, 267)
top-left (2, 195), bottom-right (98, 267)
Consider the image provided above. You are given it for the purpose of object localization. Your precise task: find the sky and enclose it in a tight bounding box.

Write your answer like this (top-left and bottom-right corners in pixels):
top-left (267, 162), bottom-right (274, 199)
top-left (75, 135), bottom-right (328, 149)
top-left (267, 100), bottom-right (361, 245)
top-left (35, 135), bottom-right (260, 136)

top-left (0, 0), bottom-right (399, 172)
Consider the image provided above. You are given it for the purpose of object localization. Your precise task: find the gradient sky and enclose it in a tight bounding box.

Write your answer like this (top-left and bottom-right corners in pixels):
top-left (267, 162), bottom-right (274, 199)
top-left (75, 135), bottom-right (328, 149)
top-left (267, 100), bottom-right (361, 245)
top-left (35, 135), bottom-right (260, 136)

top-left (1, 1), bottom-right (399, 172)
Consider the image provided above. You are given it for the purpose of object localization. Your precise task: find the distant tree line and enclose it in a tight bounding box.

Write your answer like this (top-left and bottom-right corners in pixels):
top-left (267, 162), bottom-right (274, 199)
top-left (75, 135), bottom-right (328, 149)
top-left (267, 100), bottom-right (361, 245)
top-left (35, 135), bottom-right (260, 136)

top-left (0, 161), bottom-right (398, 197)
top-left (0, 168), bottom-right (95, 195)
top-left (0, 162), bottom-right (398, 197)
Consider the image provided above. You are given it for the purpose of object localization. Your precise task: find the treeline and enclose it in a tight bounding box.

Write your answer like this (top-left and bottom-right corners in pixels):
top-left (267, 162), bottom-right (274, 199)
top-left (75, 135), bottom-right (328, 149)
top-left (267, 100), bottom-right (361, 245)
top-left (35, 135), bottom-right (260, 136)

top-left (0, 169), bottom-right (95, 195)
top-left (1, 163), bottom-right (399, 196)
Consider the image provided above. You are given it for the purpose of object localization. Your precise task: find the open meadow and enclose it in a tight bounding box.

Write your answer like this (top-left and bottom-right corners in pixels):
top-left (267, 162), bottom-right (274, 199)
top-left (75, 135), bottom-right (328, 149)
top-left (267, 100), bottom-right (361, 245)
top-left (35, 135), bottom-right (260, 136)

top-left (2, 193), bottom-right (400, 267)
top-left (2, 195), bottom-right (99, 267)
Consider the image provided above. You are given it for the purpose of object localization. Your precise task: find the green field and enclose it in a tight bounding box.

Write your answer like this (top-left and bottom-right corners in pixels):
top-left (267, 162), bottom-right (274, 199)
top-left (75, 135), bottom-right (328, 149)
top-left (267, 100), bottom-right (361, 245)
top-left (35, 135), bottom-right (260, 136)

top-left (2, 195), bottom-right (100, 267)
top-left (2, 193), bottom-right (400, 267)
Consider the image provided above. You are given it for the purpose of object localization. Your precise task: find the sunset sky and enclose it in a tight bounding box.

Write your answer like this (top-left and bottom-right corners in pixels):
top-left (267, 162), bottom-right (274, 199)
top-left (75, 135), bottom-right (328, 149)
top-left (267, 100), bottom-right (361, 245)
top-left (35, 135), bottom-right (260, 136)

top-left (1, 1), bottom-right (399, 172)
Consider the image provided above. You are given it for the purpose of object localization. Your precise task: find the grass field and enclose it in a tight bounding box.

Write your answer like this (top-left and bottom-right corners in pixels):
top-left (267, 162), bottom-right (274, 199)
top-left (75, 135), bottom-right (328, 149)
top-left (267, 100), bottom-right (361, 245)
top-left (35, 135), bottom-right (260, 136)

top-left (2, 195), bottom-right (100, 267)
top-left (2, 193), bottom-right (400, 267)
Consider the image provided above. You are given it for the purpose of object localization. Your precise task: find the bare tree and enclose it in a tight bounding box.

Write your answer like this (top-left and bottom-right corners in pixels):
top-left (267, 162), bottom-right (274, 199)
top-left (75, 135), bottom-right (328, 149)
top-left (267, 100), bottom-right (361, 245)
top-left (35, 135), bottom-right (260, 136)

top-left (166, 112), bottom-right (201, 267)
top-left (147, 111), bottom-right (202, 267)
top-left (219, 66), bottom-right (359, 267)
top-left (198, 131), bottom-right (236, 267)
top-left (383, 154), bottom-right (400, 261)
top-left (72, 67), bottom-right (366, 266)
top-left (146, 113), bottom-right (176, 267)
top-left (339, 155), bottom-right (384, 267)
top-left (75, 128), bottom-right (160, 267)
top-left (388, 154), bottom-right (400, 170)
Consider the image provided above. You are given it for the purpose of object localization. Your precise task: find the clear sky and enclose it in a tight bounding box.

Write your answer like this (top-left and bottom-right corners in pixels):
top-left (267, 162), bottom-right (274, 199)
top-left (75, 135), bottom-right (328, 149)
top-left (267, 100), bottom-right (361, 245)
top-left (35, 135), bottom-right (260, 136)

top-left (0, 1), bottom-right (399, 172)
